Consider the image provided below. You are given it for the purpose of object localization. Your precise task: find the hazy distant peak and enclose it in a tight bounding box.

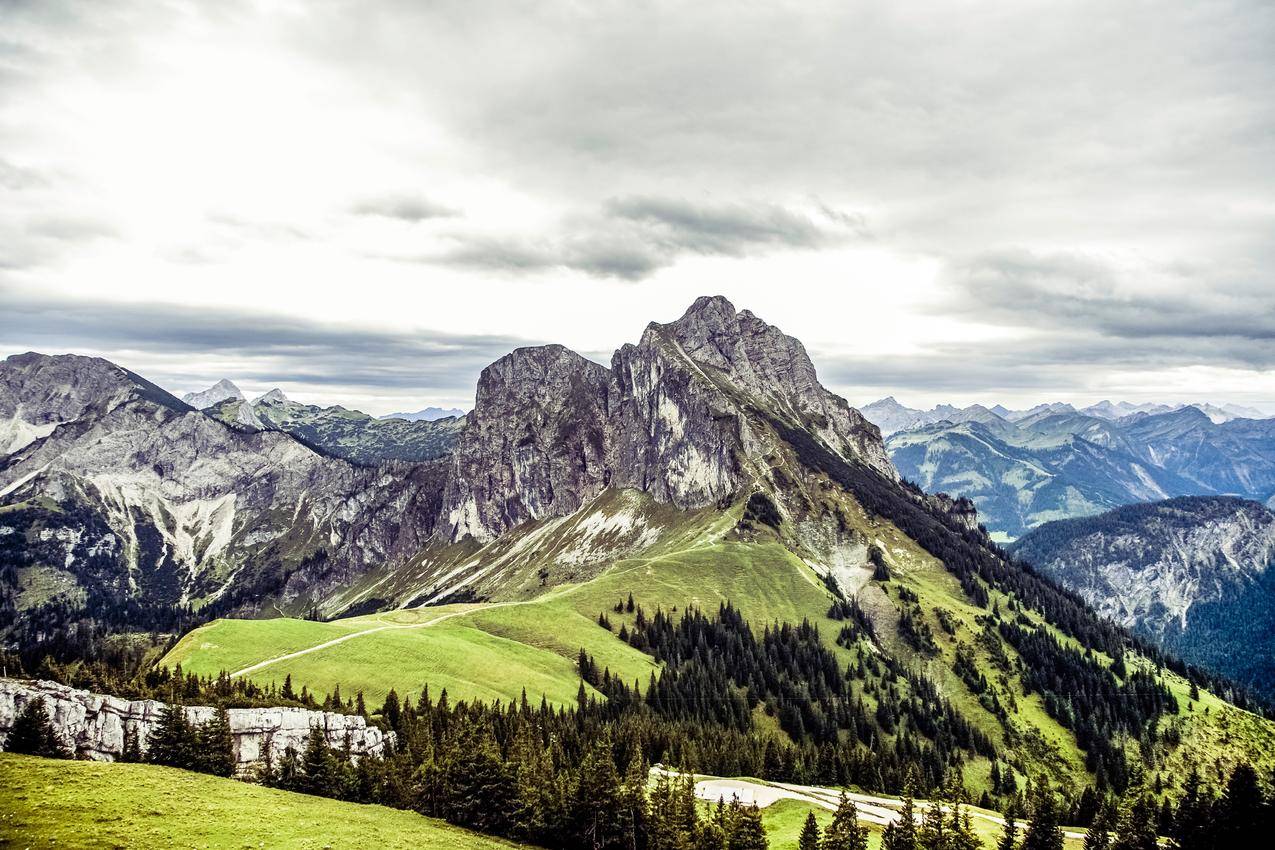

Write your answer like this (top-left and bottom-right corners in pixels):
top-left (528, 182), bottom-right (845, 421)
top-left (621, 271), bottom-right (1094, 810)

top-left (379, 406), bottom-right (467, 422)
top-left (182, 379), bottom-right (244, 409)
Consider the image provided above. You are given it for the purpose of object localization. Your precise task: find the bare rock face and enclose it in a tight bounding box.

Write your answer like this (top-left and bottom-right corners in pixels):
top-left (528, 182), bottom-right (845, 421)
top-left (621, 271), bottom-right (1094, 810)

top-left (0, 678), bottom-right (391, 772)
top-left (440, 296), bottom-right (897, 542)
top-left (442, 346), bottom-right (613, 541)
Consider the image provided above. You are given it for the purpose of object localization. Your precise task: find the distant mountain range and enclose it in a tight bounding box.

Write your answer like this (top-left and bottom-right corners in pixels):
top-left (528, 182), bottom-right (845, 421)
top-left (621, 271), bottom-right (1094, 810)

top-left (181, 381), bottom-right (464, 465)
top-left (862, 398), bottom-right (1275, 538)
top-left (379, 407), bottom-right (467, 422)
top-left (862, 396), bottom-right (1268, 436)
top-left (1012, 496), bottom-right (1275, 700)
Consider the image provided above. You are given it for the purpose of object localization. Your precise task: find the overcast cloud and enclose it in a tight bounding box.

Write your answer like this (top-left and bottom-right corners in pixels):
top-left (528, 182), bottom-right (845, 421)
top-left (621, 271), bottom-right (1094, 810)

top-left (1, 0), bottom-right (1272, 413)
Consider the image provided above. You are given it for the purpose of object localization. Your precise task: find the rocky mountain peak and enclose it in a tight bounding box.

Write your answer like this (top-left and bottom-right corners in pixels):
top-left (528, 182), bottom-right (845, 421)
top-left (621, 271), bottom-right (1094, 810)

top-left (182, 378), bottom-right (244, 409)
top-left (473, 344), bottom-right (610, 415)
top-left (255, 388), bottom-right (290, 405)
top-left (2, 352), bottom-right (192, 455)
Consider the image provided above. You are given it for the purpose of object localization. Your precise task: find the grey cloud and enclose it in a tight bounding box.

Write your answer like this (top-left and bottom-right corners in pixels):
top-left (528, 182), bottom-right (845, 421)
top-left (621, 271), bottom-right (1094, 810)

top-left (25, 215), bottom-right (118, 242)
top-left (942, 249), bottom-right (1275, 343)
top-left (350, 195), bottom-right (459, 222)
top-left (820, 331), bottom-right (1275, 398)
top-left (0, 290), bottom-right (535, 397)
top-left (0, 159), bottom-right (48, 191)
top-left (429, 196), bottom-right (863, 280)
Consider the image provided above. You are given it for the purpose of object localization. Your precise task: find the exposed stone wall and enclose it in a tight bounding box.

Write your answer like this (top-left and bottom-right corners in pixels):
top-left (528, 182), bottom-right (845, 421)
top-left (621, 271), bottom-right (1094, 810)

top-left (0, 678), bottom-right (392, 773)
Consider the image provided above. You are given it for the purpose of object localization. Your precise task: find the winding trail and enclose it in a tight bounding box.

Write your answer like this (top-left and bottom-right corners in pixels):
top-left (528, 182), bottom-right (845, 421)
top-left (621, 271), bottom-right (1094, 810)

top-left (666, 771), bottom-right (1087, 840)
top-left (228, 539), bottom-right (721, 679)
top-left (228, 602), bottom-right (508, 678)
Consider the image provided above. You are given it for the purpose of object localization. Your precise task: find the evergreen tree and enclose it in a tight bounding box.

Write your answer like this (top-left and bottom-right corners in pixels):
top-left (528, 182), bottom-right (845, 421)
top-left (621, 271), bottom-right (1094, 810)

top-left (1022, 781), bottom-right (1064, 850)
top-left (918, 800), bottom-right (947, 850)
top-left (1214, 762), bottom-right (1266, 848)
top-left (120, 723), bottom-right (142, 763)
top-left (1110, 795), bottom-right (1157, 850)
top-left (1170, 770), bottom-right (1210, 850)
top-left (147, 703), bottom-right (197, 770)
top-left (822, 793), bottom-right (867, 850)
top-left (727, 803), bottom-right (767, 850)
top-left (883, 783), bottom-right (919, 850)
top-left (445, 725), bottom-right (515, 835)
top-left (1084, 799), bottom-right (1115, 850)
top-left (196, 705), bottom-right (235, 777)
top-left (799, 811), bottom-right (822, 850)
top-left (4, 697), bottom-right (70, 758)
top-left (300, 725), bottom-right (337, 797)
top-left (997, 799), bottom-right (1020, 850)
top-left (572, 736), bottom-right (623, 850)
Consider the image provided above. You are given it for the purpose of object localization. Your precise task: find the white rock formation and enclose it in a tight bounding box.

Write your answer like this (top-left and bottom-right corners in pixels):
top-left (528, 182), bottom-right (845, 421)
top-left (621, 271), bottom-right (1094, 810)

top-left (0, 678), bottom-right (392, 773)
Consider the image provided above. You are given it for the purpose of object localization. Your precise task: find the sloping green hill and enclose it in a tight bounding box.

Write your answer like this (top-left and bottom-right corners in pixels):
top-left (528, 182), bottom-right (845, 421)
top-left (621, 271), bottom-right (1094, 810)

top-left (0, 753), bottom-right (525, 850)
top-left (165, 484), bottom-right (1275, 801)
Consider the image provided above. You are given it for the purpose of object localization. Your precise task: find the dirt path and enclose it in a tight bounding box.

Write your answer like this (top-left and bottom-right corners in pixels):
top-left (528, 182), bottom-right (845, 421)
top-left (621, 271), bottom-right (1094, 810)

top-left (228, 602), bottom-right (512, 677)
top-left (673, 772), bottom-right (1086, 840)
top-left (228, 540), bottom-right (719, 679)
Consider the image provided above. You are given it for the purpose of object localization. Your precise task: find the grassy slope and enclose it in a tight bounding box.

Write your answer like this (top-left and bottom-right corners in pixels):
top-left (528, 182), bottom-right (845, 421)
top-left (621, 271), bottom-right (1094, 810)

top-left (0, 753), bottom-right (524, 850)
top-left (165, 487), bottom-right (1275, 797)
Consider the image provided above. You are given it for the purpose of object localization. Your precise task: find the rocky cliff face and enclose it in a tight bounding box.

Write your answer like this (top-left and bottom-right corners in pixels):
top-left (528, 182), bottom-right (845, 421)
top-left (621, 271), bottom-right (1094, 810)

top-left (1012, 496), bottom-right (1275, 635)
top-left (440, 296), bottom-right (896, 543)
top-left (1011, 496), bottom-right (1275, 697)
top-left (0, 678), bottom-right (392, 772)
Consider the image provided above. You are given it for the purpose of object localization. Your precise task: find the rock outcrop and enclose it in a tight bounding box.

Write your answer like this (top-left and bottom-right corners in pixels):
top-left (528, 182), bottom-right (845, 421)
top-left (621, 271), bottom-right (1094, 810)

top-left (0, 678), bottom-right (392, 773)
top-left (440, 296), bottom-right (897, 542)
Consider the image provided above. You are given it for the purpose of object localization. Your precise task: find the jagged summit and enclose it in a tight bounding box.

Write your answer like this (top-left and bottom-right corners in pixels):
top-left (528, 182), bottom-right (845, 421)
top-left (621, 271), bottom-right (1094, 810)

top-left (254, 388), bottom-right (289, 405)
top-left (443, 296), bottom-right (896, 542)
top-left (182, 378), bottom-right (244, 409)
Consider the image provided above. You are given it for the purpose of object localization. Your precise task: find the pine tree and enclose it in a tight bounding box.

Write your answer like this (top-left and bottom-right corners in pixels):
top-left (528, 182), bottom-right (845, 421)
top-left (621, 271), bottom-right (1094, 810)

top-left (1110, 795), bottom-right (1157, 850)
top-left (822, 793), bottom-right (867, 850)
top-left (1022, 780), bottom-right (1064, 850)
top-left (1214, 763), bottom-right (1265, 849)
top-left (799, 811), bottom-right (821, 850)
top-left (300, 725), bottom-right (337, 797)
top-left (572, 736), bottom-right (623, 850)
top-left (1170, 771), bottom-right (1210, 850)
top-left (1084, 799), bottom-right (1115, 850)
top-left (196, 705), bottom-right (235, 777)
top-left (445, 726), bottom-right (514, 835)
top-left (727, 804), bottom-right (767, 850)
top-left (997, 799), bottom-right (1020, 850)
top-left (147, 703), bottom-right (197, 770)
top-left (4, 698), bottom-right (70, 759)
top-left (883, 782), bottom-right (919, 850)
top-left (120, 723), bottom-right (142, 763)
top-left (918, 800), bottom-right (948, 850)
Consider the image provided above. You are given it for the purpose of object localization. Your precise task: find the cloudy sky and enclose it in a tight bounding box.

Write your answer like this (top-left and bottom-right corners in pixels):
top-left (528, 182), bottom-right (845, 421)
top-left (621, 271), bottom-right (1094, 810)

top-left (2, 0), bottom-right (1273, 415)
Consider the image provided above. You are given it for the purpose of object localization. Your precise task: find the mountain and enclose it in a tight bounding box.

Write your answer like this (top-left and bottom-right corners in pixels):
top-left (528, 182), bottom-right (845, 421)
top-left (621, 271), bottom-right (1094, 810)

top-left (188, 389), bottom-right (464, 465)
top-left (380, 407), bottom-right (466, 421)
top-left (0, 351), bottom-right (447, 651)
top-left (180, 379), bottom-right (244, 410)
top-left (5, 297), bottom-right (1274, 806)
top-left (240, 393), bottom-right (463, 465)
top-left (1011, 496), bottom-right (1275, 699)
top-left (860, 397), bottom-right (1009, 436)
top-left (885, 405), bottom-right (1275, 538)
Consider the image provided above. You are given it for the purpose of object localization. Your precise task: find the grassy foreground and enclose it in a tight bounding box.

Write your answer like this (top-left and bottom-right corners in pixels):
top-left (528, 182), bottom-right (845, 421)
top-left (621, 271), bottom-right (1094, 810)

top-left (0, 753), bottom-right (523, 850)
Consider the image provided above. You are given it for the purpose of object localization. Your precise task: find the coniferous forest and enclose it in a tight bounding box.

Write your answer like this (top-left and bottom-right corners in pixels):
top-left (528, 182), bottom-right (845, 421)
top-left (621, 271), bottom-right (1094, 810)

top-left (8, 596), bottom-right (1275, 849)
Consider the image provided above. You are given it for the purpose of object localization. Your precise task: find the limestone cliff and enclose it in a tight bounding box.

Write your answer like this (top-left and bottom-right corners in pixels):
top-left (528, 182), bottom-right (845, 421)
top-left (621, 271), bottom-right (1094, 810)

top-left (0, 678), bottom-right (392, 773)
